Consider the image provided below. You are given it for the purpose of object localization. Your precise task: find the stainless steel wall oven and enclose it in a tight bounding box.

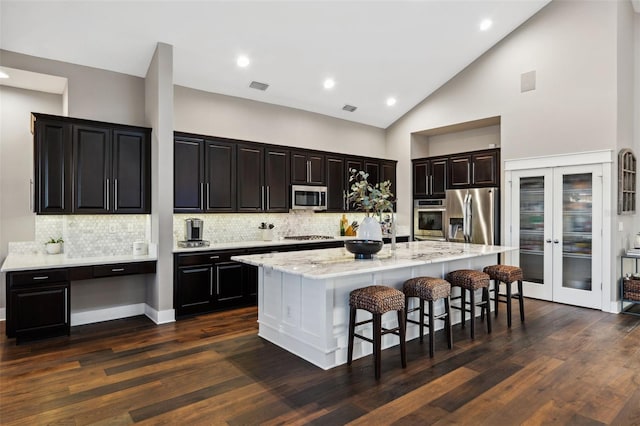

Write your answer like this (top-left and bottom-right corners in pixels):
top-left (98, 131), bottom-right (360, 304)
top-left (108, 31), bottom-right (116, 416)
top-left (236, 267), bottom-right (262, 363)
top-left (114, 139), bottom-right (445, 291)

top-left (413, 199), bottom-right (447, 241)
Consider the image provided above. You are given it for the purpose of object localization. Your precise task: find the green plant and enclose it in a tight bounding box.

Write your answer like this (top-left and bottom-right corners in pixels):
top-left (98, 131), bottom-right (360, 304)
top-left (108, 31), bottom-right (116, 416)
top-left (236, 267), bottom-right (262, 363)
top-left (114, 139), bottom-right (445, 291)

top-left (346, 169), bottom-right (395, 216)
top-left (46, 237), bottom-right (64, 244)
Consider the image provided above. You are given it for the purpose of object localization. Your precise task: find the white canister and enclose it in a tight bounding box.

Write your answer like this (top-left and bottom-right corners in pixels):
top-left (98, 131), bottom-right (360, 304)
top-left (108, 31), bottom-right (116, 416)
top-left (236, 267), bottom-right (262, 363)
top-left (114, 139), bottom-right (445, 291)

top-left (133, 241), bottom-right (148, 256)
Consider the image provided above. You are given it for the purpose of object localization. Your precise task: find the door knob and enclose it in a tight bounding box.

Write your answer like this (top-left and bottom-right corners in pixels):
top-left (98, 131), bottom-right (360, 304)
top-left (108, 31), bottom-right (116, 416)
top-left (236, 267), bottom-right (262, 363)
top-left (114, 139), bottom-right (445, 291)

top-left (545, 239), bottom-right (552, 243)
top-left (553, 239), bottom-right (560, 244)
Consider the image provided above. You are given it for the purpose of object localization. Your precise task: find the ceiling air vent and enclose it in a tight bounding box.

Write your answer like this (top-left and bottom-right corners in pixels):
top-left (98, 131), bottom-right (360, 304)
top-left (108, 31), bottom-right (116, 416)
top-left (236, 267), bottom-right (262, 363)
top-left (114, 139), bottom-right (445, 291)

top-left (249, 81), bottom-right (269, 91)
top-left (342, 104), bottom-right (357, 112)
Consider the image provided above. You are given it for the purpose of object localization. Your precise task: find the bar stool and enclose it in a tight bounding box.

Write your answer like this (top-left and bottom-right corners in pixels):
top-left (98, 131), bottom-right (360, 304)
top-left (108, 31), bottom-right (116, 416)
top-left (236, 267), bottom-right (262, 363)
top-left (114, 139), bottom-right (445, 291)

top-left (403, 277), bottom-right (453, 357)
top-left (483, 265), bottom-right (525, 327)
top-left (347, 285), bottom-right (407, 380)
top-left (446, 269), bottom-right (491, 339)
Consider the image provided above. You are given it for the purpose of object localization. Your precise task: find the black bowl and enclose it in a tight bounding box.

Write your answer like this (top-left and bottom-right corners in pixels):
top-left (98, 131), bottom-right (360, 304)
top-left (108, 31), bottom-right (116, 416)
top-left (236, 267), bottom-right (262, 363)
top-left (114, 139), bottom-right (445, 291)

top-left (345, 239), bottom-right (384, 259)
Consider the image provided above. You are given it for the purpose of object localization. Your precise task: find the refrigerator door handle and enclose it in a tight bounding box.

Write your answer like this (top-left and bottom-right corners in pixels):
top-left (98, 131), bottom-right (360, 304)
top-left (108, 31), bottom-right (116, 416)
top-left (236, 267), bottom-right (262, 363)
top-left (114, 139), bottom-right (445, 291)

top-left (465, 193), bottom-right (473, 242)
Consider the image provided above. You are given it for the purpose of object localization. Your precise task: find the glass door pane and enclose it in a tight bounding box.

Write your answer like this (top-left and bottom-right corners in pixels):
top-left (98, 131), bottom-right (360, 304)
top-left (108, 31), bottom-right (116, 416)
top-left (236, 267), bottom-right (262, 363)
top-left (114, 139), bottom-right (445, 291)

top-left (519, 177), bottom-right (545, 284)
top-left (561, 173), bottom-right (592, 291)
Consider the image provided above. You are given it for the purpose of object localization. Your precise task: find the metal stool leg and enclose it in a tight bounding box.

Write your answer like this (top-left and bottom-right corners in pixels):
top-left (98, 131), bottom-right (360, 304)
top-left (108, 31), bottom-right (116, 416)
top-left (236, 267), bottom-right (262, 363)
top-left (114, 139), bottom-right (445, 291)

top-left (398, 309), bottom-right (407, 368)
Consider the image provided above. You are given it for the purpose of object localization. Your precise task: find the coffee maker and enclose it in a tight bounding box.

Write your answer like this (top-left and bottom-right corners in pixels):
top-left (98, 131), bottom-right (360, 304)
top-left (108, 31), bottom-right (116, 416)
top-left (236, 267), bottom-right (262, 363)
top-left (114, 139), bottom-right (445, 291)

top-left (177, 218), bottom-right (210, 248)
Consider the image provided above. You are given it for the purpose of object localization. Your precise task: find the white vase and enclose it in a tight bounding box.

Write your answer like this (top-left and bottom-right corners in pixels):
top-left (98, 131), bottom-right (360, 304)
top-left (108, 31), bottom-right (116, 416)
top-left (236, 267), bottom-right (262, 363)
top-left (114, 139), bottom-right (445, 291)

top-left (357, 216), bottom-right (383, 241)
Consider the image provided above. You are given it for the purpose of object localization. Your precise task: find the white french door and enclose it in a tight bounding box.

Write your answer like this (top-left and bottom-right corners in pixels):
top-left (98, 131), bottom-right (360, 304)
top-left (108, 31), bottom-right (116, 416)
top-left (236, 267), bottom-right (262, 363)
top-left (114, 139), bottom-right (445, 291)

top-left (510, 164), bottom-right (602, 309)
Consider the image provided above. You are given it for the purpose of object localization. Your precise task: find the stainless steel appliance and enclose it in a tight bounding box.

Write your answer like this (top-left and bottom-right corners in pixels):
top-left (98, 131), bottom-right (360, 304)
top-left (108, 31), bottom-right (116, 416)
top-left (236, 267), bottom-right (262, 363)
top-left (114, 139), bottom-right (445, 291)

top-left (445, 188), bottom-right (499, 245)
top-left (177, 218), bottom-right (210, 248)
top-left (413, 199), bottom-right (447, 241)
top-left (291, 185), bottom-right (327, 211)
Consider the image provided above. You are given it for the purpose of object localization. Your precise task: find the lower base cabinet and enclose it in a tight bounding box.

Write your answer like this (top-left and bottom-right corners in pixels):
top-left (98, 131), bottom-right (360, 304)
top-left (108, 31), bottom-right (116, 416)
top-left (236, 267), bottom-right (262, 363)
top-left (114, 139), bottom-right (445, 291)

top-left (9, 282), bottom-right (70, 343)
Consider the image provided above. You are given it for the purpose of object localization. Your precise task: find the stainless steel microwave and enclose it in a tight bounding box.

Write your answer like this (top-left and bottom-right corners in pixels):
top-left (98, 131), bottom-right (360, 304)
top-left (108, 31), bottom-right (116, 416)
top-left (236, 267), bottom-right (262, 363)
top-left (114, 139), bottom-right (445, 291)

top-left (291, 185), bottom-right (327, 211)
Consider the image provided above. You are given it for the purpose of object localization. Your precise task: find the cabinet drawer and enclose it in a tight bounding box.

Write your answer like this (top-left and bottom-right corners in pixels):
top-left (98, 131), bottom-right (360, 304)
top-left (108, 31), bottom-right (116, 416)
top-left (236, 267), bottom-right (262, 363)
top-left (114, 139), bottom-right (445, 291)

top-left (10, 269), bottom-right (69, 286)
top-left (93, 263), bottom-right (141, 277)
top-left (177, 251), bottom-right (243, 266)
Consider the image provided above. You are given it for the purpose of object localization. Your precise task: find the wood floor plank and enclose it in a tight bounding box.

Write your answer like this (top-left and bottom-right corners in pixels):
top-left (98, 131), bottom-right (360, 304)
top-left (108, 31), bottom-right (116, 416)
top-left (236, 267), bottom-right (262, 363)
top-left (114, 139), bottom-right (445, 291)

top-left (1, 300), bottom-right (640, 425)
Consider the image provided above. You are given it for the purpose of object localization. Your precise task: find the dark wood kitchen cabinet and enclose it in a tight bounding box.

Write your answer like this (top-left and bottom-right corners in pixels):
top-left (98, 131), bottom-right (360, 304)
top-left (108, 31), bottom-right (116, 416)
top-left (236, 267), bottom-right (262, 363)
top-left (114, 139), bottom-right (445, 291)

top-left (413, 156), bottom-right (448, 199)
top-left (33, 117), bottom-right (72, 213)
top-left (6, 269), bottom-right (70, 342)
top-left (237, 143), bottom-right (289, 212)
top-left (449, 148), bottom-right (499, 188)
top-left (32, 113), bottom-right (151, 214)
top-left (174, 250), bottom-right (254, 317)
top-left (326, 155), bottom-right (347, 211)
top-left (291, 150), bottom-right (325, 185)
top-left (174, 135), bottom-right (237, 212)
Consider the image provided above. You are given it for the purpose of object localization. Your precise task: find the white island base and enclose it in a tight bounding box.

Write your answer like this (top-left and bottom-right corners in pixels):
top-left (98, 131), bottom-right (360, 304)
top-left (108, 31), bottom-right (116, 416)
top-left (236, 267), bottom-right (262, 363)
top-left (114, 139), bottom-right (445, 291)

top-left (234, 242), bottom-right (514, 370)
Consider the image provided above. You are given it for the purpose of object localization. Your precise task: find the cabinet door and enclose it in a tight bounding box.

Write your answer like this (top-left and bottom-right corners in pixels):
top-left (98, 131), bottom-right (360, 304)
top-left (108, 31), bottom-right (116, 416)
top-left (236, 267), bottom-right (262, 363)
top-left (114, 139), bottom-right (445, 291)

top-left (205, 139), bottom-right (236, 212)
top-left (176, 266), bottom-right (213, 316)
top-left (413, 160), bottom-right (429, 198)
top-left (264, 148), bottom-right (289, 212)
top-left (113, 129), bottom-right (150, 213)
top-left (34, 119), bottom-right (72, 213)
top-left (237, 144), bottom-right (264, 211)
top-left (449, 154), bottom-right (471, 188)
top-left (73, 125), bottom-right (111, 213)
top-left (291, 151), bottom-right (325, 185)
top-left (326, 156), bottom-right (346, 211)
top-left (430, 157), bottom-right (448, 198)
top-left (214, 261), bottom-right (245, 308)
top-left (365, 160), bottom-right (380, 185)
top-left (308, 153), bottom-right (325, 185)
top-left (472, 150), bottom-right (499, 186)
top-left (174, 137), bottom-right (204, 212)
top-left (345, 158), bottom-right (363, 210)
top-left (381, 160), bottom-right (397, 210)
top-left (10, 283), bottom-right (69, 341)
top-left (244, 264), bottom-right (258, 304)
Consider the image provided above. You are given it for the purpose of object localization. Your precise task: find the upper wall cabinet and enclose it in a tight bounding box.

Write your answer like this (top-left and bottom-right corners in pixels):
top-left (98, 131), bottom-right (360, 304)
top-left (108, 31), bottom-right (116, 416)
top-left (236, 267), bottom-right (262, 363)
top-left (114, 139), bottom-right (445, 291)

top-left (237, 143), bottom-right (290, 212)
top-left (448, 148), bottom-right (500, 189)
top-left (291, 151), bottom-right (325, 185)
top-left (413, 156), bottom-right (448, 199)
top-left (32, 113), bottom-right (151, 215)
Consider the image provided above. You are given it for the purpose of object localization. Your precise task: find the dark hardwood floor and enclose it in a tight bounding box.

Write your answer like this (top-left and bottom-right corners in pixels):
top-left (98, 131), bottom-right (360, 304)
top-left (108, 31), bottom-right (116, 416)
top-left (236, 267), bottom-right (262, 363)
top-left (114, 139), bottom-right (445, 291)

top-left (1, 299), bottom-right (640, 425)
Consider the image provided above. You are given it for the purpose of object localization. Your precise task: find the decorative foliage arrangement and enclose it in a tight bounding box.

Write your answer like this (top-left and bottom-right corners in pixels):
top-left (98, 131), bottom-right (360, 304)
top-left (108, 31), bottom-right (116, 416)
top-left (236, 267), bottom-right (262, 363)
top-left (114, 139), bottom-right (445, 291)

top-left (346, 169), bottom-right (395, 216)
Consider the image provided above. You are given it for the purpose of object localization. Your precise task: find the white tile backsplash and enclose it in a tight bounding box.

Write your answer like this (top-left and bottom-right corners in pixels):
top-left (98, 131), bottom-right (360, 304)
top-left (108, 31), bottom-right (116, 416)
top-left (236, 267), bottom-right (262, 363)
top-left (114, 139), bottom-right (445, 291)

top-left (10, 215), bottom-right (151, 257)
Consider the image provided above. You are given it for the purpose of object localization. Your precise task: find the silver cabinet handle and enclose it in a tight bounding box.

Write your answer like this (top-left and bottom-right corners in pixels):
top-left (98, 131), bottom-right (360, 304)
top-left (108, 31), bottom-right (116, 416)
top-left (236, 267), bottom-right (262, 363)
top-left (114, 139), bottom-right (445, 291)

top-left (266, 186), bottom-right (270, 210)
top-left (114, 179), bottom-right (118, 211)
top-left (105, 179), bottom-right (110, 211)
top-left (553, 239), bottom-right (560, 244)
top-left (111, 268), bottom-right (125, 272)
top-left (261, 186), bottom-right (265, 210)
top-left (209, 255), bottom-right (220, 260)
top-left (472, 163), bottom-right (475, 183)
top-left (546, 239), bottom-right (552, 243)
top-left (30, 178), bottom-right (34, 212)
top-left (200, 182), bottom-right (204, 211)
top-left (64, 288), bottom-right (68, 323)
top-left (430, 176), bottom-right (434, 195)
top-left (307, 160), bottom-right (311, 183)
top-left (33, 276), bottom-right (49, 280)
top-left (206, 183), bottom-right (210, 210)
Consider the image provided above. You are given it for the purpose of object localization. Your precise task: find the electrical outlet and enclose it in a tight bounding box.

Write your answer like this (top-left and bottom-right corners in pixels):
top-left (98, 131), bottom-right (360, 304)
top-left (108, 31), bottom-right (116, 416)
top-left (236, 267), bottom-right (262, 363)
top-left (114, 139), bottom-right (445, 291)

top-left (109, 223), bottom-right (117, 233)
top-left (619, 222), bottom-right (624, 232)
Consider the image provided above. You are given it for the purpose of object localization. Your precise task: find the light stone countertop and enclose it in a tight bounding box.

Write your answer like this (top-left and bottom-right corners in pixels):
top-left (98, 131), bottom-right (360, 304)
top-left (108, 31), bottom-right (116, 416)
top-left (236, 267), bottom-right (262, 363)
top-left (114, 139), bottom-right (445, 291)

top-left (231, 241), bottom-right (516, 279)
top-left (172, 235), bottom-right (410, 253)
top-left (1, 248), bottom-right (158, 272)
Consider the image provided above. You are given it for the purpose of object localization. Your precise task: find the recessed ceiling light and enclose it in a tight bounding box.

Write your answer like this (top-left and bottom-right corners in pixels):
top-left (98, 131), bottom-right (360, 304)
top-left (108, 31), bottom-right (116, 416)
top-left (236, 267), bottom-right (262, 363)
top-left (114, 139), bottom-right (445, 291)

top-left (323, 78), bottom-right (335, 90)
top-left (0, 70), bottom-right (8, 79)
top-left (237, 55), bottom-right (250, 68)
top-left (386, 97), bottom-right (397, 107)
top-left (480, 19), bottom-right (493, 31)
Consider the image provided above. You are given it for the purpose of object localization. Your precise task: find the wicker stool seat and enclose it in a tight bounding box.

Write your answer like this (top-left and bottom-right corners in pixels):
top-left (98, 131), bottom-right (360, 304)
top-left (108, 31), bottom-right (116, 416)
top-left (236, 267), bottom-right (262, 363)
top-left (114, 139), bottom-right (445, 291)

top-left (403, 277), bottom-right (453, 357)
top-left (483, 265), bottom-right (525, 327)
top-left (347, 285), bottom-right (406, 379)
top-left (446, 269), bottom-right (491, 339)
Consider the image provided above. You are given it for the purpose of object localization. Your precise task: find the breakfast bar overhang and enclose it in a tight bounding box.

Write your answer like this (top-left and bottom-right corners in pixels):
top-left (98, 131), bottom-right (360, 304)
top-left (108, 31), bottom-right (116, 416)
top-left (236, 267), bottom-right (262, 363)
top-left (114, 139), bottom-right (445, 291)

top-left (232, 241), bottom-right (516, 370)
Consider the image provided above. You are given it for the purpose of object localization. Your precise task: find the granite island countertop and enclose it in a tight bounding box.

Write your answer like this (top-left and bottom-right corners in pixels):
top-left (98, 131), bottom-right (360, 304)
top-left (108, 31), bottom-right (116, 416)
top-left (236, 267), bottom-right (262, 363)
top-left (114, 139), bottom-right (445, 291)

top-left (232, 240), bottom-right (516, 279)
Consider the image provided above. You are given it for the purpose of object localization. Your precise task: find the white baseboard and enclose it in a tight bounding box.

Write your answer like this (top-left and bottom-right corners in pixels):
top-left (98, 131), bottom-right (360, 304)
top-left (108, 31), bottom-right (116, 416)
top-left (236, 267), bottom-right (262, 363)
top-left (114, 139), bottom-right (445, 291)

top-left (144, 305), bottom-right (175, 324)
top-left (0, 308), bottom-right (5, 322)
top-left (71, 303), bottom-right (147, 326)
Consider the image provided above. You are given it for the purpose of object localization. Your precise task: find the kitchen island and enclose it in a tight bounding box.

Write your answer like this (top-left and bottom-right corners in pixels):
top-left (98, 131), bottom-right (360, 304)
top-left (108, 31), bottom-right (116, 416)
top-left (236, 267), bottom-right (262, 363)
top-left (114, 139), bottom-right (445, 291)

top-left (232, 241), bottom-right (516, 370)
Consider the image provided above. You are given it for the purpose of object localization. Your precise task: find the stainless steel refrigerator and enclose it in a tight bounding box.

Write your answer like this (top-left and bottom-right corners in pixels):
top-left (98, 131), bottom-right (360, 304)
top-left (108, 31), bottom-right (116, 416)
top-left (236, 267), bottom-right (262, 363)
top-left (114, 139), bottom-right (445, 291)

top-left (445, 188), bottom-right (499, 245)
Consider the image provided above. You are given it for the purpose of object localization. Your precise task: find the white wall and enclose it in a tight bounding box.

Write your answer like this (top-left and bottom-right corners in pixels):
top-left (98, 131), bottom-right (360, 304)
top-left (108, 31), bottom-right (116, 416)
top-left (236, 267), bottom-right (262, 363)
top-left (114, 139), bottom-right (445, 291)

top-left (417, 125), bottom-right (500, 158)
top-left (0, 50), bottom-right (146, 126)
top-left (0, 86), bottom-right (62, 310)
top-left (174, 86), bottom-right (387, 158)
top-left (387, 0), bottom-right (620, 226)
